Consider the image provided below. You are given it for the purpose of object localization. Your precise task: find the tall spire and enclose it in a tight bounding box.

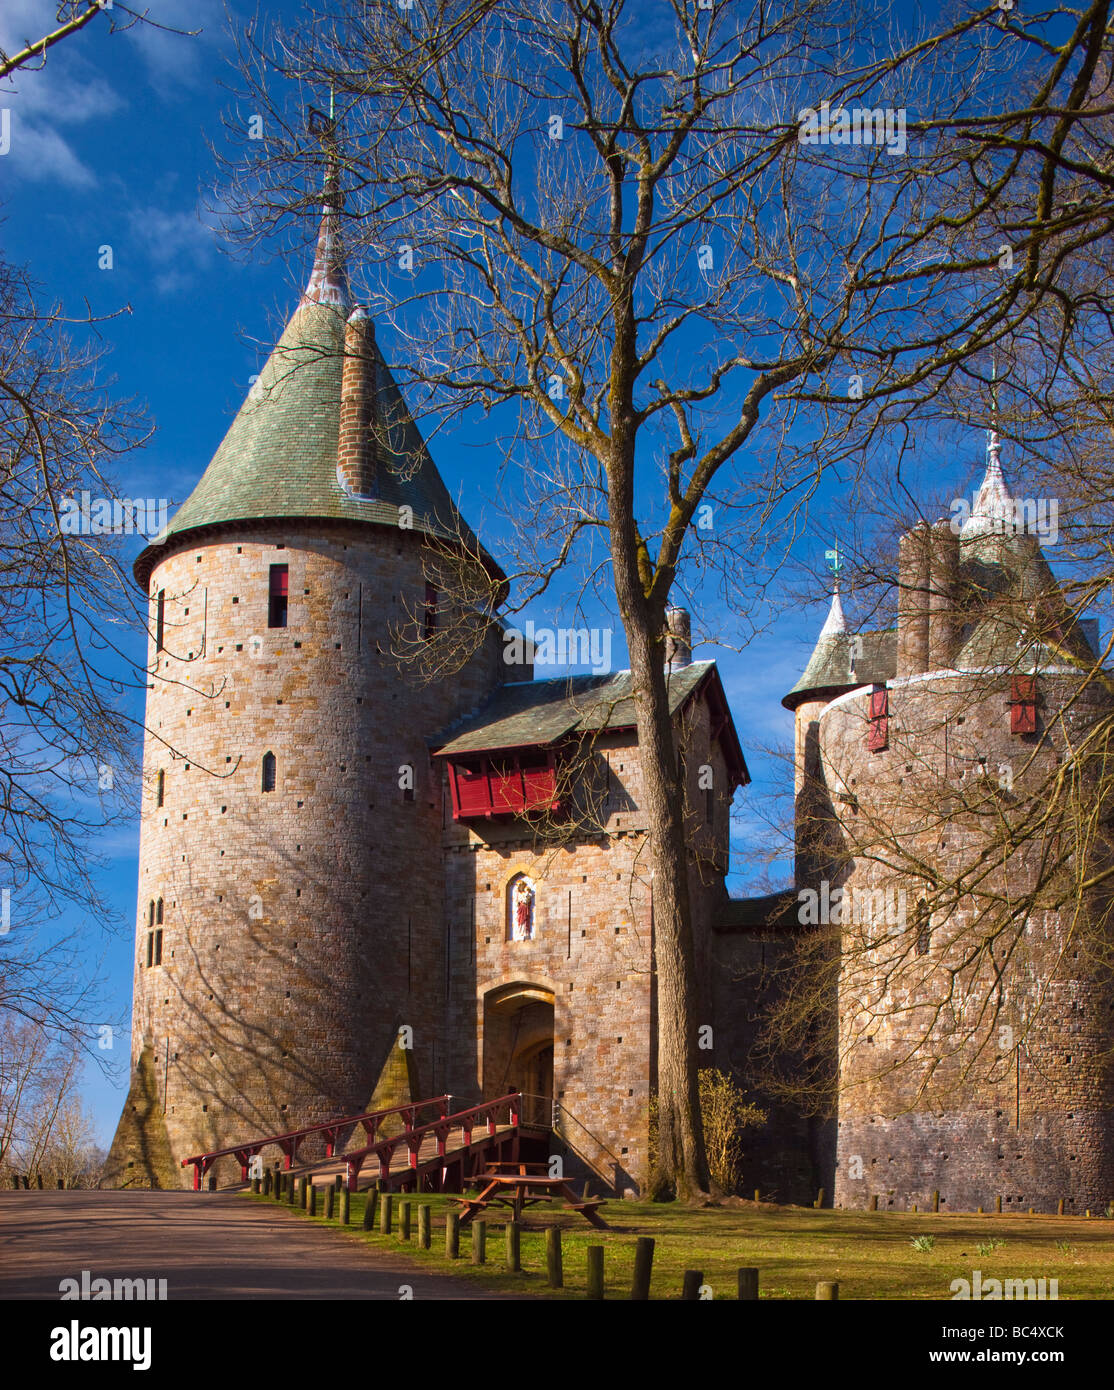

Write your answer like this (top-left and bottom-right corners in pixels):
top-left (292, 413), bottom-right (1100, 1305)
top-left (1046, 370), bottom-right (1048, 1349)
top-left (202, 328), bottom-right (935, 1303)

top-left (818, 590), bottom-right (847, 638)
top-left (961, 365), bottom-right (1014, 541)
top-left (301, 147), bottom-right (349, 311)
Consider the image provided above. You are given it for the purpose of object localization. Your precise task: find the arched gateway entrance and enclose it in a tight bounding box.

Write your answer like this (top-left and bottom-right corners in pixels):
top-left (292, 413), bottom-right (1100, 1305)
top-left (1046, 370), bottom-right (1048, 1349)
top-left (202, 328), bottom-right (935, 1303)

top-left (482, 982), bottom-right (554, 1124)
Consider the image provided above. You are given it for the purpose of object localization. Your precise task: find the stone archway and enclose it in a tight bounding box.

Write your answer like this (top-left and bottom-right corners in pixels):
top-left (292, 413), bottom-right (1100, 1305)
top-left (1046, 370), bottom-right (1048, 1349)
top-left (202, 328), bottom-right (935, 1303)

top-left (482, 982), bottom-right (555, 1123)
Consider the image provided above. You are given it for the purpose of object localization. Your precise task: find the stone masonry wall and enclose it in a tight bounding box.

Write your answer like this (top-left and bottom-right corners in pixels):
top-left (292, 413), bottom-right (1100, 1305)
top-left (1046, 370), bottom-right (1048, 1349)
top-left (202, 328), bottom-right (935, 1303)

top-left (438, 694), bottom-right (738, 1196)
top-left (816, 670), bottom-right (1114, 1213)
top-left (113, 521), bottom-right (503, 1187)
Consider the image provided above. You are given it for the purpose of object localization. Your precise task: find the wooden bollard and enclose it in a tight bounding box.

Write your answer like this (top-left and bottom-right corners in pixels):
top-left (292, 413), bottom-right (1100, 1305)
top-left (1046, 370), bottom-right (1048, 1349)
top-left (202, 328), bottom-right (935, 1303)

top-left (297, 1176), bottom-right (307, 1209)
top-left (446, 1211), bottom-right (460, 1259)
top-left (996, 1195), bottom-right (1002, 1214)
top-left (419, 1204), bottom-right (432, 1249)
top-left (912, 1204), bottom-right (918, 1213)
top-left (363, 1185), bottom-right (379, 1230)
top-left (262, 1170), bottom-right (272, 1196)
top-left (1029, 1206), bottom-right (1035, 1216)
top-left (379, 1192), bottom-right (393, 1235)
top-left (587, 1246), bottom-right (605, 1300)
top-left (977, 1206), bottom-right (983, 1214)
top-left (36, 1173), bottom-right (43, 1190)
top-left (869, 1195), bottom-right (878, 1211)
top-left (399, 1201), bottom-right (411, 1241)
top-left (1058, 1198), bottom-right (1065, 1216)
top-left (816, 1280), bottom-right (839, 1300)
top-left (505, 1220), bottom-right (521, 1272)
top-left (682, 1270), bottom-right (703, 1300)
top-left (57, 1178), bottom-right (64, 1190)
top-left (737, 1268), bottom-right (759, 1300)
top-left (208, 1173), bottom-right (216, 1192)
top-left (10, 1175), bottom-right (18, 1190)
top-left (472, 1219), bottom-right (487, 1265)
top-left (754, 1188), bottom-right (761, 1204)
top-left (251, 1177), bottom-right (261, 1195)
top-left (933, 1190), bottom-right (940, 1213)
top-left (309, 1185), bottom-right (317, 1217)
top-left (334, 1173), bottom-right (342, 1194)
top-left (21, 1175), bottom-right (28, 1190)
top-left (325, 1185), bottom-right (334, 1220)
top-left (546, 1226), bottom-right (563, 1288)
top-left (814, 1188), bottom-right (825, 1208)
top-left (341, 1185), bottom-right (350, 1225)
top-left (631, 1236), bottom-right (654, 1300)
top-left (285, 1174), bottom-right (295, 1204)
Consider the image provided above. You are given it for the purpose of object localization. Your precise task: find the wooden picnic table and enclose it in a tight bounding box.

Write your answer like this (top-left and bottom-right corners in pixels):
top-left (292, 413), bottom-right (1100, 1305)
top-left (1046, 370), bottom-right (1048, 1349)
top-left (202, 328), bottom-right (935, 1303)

top-left (454, 1164), bottom-right (608, 1228)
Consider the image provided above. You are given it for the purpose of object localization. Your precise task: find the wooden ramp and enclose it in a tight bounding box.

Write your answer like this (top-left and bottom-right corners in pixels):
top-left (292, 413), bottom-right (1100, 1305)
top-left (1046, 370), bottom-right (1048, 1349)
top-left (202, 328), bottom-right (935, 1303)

top-left (181, 1095), bottom-right (541, 1194)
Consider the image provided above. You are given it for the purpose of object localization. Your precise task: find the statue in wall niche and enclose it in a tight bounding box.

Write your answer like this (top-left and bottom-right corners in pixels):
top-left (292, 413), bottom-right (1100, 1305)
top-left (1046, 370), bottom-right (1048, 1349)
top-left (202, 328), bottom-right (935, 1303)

top-left (510, 875), bottom-right (536, 941)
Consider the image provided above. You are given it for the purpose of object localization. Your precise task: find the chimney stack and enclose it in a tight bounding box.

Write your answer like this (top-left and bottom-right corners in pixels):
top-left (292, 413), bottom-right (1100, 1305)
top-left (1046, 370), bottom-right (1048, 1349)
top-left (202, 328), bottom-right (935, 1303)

top-left (897, 524), bottom-right (931, 677)
top-left (337, 307), bottom-right (377, 499)
top-left (926, 519), bottom-right (960, 670)
top-left (664, 607), bottom-right (692, 670)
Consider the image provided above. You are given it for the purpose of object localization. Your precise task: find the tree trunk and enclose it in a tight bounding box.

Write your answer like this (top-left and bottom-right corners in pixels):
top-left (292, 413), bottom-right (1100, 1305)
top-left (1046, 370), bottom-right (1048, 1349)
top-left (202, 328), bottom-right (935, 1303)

top-left (624, 610), bottom-right (710, 1200)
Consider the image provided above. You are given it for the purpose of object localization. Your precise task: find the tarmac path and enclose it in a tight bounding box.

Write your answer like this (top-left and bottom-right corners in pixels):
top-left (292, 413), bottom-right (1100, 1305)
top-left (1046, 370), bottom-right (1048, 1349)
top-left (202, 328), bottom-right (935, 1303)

top-left (0, 1190), bottom-right (513, 1300)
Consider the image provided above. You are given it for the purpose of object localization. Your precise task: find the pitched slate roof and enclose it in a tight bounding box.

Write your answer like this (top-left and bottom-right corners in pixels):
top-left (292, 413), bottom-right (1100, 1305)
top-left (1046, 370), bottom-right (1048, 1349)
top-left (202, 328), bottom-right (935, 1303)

top-left (950, 449), bottom-right (1096, 670)
top-left (954, 535), bottom-right (1095, 670)
top-left (432, 660), bottom-right (749, 787)
top-left (134, 196), bottom-right (495, 585)
top-left (714, 890), bottom-right (800, 933)
top-left (782, 625), bottom-right (897, 710)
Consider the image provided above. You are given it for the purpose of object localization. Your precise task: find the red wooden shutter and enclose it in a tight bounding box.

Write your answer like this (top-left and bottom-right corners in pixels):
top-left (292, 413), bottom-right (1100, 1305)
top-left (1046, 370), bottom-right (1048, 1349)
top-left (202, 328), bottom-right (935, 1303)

top-left (867, 686), bottom-right (889, 751)
top-left (269, 565), bottom-right (288, 596)
top-left (1011, 675), bottom-right (1037, 734)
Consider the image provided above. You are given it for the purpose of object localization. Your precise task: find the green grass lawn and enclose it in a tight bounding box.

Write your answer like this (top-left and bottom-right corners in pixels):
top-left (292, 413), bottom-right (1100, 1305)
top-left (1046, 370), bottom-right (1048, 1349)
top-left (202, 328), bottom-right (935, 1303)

top-left (250, 1187), bottom-right (1114, 1299)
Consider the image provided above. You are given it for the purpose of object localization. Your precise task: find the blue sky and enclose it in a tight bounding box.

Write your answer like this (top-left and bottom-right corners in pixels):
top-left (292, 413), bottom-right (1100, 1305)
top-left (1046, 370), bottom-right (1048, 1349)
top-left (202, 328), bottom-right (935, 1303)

top-left (0, 0), bottom-right (998, 1146)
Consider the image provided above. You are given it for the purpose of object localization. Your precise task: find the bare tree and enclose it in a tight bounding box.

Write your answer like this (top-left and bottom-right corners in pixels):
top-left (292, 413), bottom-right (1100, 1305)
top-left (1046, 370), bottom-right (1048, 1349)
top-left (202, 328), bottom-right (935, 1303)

top-left (0, 257), bottom-right (153, 1047)
top-left (0, 1013), bottom-right (91, 1181)
top-left (0, 3), bottom-right (215, 1053)
top-left (219, 0), bottom-right (1114, 1196)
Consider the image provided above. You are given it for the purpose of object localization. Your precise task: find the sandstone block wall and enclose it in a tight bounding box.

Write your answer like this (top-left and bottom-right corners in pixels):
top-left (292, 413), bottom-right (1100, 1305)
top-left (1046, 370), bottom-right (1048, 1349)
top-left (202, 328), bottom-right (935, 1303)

top-left (115, 521), bottom-right (503, 1187)
top-left (814, 671), bottom-right (1114, 1212)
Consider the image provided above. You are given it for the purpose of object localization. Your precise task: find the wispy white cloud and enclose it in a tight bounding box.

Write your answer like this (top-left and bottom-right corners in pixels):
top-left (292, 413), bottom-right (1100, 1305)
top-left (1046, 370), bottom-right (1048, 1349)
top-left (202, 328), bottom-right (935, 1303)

top-left (0, 1), bottom-right (124, 186)
top-left (126, 200), bottom-right (230, 294)
top-left (123, 0), bottom-right (229, 86)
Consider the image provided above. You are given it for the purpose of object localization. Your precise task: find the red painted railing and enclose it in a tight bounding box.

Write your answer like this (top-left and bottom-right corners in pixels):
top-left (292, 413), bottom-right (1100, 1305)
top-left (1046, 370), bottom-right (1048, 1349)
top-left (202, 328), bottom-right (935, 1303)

top-left (181, 1095), bottom-right (453, 1191)
top-left (340, 1092), bottom-right (522, 1191)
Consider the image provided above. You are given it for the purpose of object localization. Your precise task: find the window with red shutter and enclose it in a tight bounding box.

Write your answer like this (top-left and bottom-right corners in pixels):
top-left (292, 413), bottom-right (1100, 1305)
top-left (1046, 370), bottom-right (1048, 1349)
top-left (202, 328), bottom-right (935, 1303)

top-left (1010, 675), bottom-right (1037, 734)
top-left (868, 686), bottom-right (889, 751)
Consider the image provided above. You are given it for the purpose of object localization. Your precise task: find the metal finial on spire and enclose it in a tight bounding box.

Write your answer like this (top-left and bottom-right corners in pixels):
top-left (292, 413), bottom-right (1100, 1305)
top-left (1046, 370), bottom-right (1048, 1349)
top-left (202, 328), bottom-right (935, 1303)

top-left (986, 357), bottom-right (1002, 479)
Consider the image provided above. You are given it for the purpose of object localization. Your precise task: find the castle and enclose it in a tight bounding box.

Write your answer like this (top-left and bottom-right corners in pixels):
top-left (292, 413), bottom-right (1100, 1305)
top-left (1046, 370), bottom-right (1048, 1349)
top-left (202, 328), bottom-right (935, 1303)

top-left (103, 190), bottom-right (748, 1194)
top-left (106, 192), bottom-right (1114, 1211)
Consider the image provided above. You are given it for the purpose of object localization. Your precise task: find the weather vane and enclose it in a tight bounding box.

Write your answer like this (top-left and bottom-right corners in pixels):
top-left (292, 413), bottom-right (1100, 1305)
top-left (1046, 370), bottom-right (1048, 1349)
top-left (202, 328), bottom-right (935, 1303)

top-left (824, 545), bottom-right (843, 592)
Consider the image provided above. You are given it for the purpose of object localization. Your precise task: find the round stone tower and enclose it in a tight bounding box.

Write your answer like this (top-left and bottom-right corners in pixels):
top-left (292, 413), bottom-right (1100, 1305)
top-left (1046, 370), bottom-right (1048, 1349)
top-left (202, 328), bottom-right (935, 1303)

top-left (787, 440), bottom-right (1114, 1214)
top-left (104, 189), bottom-right (505, 1187)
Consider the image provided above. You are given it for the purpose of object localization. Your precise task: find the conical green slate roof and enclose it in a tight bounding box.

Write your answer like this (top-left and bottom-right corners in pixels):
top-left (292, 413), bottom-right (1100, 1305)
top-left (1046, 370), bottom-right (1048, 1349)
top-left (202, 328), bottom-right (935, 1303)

top-left (135, 199), bottom-right (494, 585)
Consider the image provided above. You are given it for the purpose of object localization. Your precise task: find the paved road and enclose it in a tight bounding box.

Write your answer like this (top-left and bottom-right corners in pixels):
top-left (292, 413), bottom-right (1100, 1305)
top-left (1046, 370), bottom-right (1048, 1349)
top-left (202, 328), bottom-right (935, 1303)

top-left (0, 1191), bottom-right (511, 1300)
